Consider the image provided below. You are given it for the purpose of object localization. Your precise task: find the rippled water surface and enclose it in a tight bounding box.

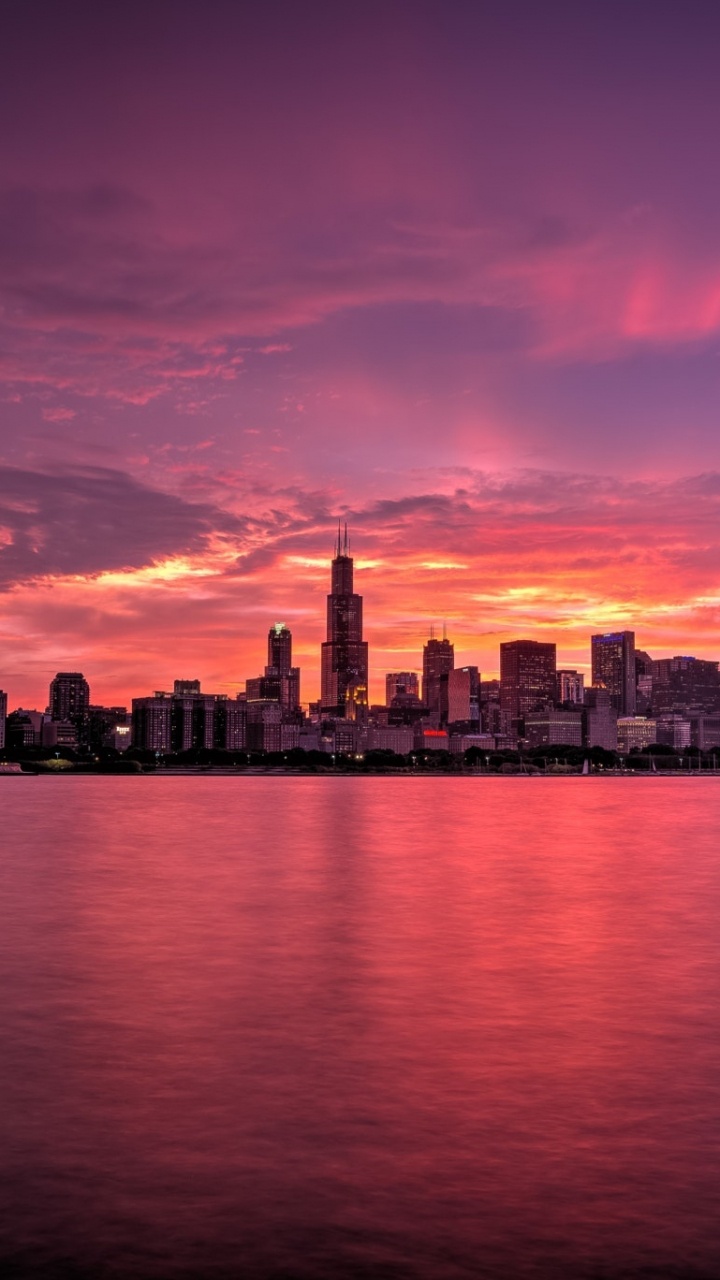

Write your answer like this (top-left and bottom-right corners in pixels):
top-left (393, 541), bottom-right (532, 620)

top-left (2, 776), bottom-right (720, 1279)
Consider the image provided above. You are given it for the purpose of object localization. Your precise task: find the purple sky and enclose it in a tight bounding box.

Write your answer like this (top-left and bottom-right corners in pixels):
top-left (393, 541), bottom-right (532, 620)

top-left (2, 1), bottom-right (720, 707)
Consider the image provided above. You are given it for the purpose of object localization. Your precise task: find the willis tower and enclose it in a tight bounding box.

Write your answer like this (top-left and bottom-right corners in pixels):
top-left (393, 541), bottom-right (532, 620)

top-left (321, 524), bottom-right (369, 718)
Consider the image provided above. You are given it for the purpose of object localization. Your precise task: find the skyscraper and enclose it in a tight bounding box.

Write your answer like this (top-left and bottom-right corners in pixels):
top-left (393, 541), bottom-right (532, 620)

top-left (591, 631), bottom-right (636, 715)
top-left (422, 634), bottom-right (454, 722)
top-left (266, 622), bottom-right (300, 711)
top-left (386, 672), bottom-right (420, 704)
top-left (320, 525), bottom-right (368, 718)
top-left (500, 640), bottom-right (557, 723)
top-left (48, 671), bottom-right (90, 745)
top-left (447, 665), bottom-right (480, 727)
top-left (268, 623), bottom-right (292, 675)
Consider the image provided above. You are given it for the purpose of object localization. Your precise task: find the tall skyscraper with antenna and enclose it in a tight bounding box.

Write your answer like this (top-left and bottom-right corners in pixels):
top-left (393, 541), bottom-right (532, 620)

top-left (321, 524), bottom-right (369, 718)
top-left (422, 632), bottom-right (454, 723)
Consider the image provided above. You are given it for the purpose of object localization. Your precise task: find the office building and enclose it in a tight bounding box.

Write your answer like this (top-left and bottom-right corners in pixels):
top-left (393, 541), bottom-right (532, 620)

top-left (556, 669), bottom-right (585, 705)
top-left (447, 666), bottom-right (480, 727)
top-left (591, 632), bottom-right (636, 715)
top-left (583, 687), bottom-right (618, 751)
top-left (652, 656), bottom-right (720, 714)
top-left (266, 623), bottom-right (301, 711)
top-left (656, 714), bottom-right (691, 751)
top-left (500, 640), bottom-right (556, 723)
top-left (422, 635), bottom-right (454, 722)
top-left (367, 726), bottom-right (415, 755)
top-left (525, 710), bottom-right (583, 748)
top-left (0, 690), bottom-right (6, 750)
top-left (320, 525), bottom-right (369, 718)
top-left (689, 715), bottom-right (720, 751)
top-left (386, 672), bottom-right (420, 704)
top-left (617, 717), bottom-right (657, 752)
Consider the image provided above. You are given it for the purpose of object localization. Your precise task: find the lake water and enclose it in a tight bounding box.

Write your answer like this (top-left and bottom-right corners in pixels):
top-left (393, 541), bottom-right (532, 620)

top-left (1, 777), bottom-right (719, 1279)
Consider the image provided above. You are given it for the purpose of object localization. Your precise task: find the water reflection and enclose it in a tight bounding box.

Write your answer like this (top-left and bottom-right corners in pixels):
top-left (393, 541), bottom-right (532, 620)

top-left (1, 777), bottom-right (719, 1278)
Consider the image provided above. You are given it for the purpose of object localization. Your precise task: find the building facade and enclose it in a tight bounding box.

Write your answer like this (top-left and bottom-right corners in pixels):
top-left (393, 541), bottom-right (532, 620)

top-left (556, 669), bottom-right (585, 704)
top-left (422, 636), bottom-right (454, 722)
top-left (447, 665), bottom-right (480, 727)
top-left (617, 716), bottom-right (657, 752)
top-left (500, 640), bottom-right (557, 724)
top-left (320, 525), bottom-right (369, 718)
top-left (583, 686), bottom-right (618, 751)
top-left (386, 672), bottom-right (420, 704)
top-left (525, 710), bottom-right (583, 748)
top-left (49, 672), bottom-right (91, 745)
top-left (591, 631), bottom-right (636, 715)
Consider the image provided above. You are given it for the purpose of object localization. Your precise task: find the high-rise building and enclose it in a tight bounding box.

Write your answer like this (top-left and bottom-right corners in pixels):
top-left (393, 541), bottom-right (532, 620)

top-left (422, 635), bottom-right (454, 721)
top-left (170, 681), bottom-right (216, 752)
top-left (635, 649), bottom-right (654, 713)
top-left (214, 696), bottom-right (247, 751)
top-left (447, 666), bottom-right (480, 727)
top-left (500, 640), bottom-right (557, 723)
top-left (265, 623), bottom-right (300, 711)
top-left (0, 690), bottom-right (6, 750)
top-left (591, 631), bottom-right (636, 715)
top-left (386, 672), bottom-right (420, 704)
top-left (652, 656), bottom-right (720, 714)
top-left (268, 623), bottom-right (292, 674)
top-left (556, 669), bottom-right (585, 705)
top-left (320, 525), bottom-right (369, 718)
top-left (132, 693), bottom-right (173, 753)
top-left (583, 687), bottom-right (618, 751)
top-left (49, 672), bottom-right (90, 743)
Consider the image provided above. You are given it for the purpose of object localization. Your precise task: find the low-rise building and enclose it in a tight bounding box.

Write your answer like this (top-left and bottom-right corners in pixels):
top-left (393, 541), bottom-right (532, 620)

top-left (525, 710), bottom-right (583, 748)
top-left (617, 717), bottom-right (657, 753)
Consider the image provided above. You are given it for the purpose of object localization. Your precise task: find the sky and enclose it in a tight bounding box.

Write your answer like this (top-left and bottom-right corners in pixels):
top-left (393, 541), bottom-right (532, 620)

top-left (2, 0), bottom-right (720, 709)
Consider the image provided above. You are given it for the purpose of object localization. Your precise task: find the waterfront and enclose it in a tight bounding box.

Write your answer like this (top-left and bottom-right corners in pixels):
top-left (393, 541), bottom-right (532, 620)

top-left (2, 778), bottom-right (720, 1278)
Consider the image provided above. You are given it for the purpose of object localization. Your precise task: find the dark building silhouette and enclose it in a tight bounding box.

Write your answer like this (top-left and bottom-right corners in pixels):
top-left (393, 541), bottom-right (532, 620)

top-left (320, 525), bottom-right (368, 718)
top-left (132, 693), bottom-right (173, 753)
top-left (556, 669), bottom-right (585, 705)
top-left (133, 682), bottom-right (247, 753)
top-left (500, 640), bottom-right (556, 724)
top-left (635, 649), bottom-right (654, 712)
top-left (447, 665), bottom-right (480, 729)
top-left (422, 634), bottom-right (454, 723)
top-left (49, 672), bottom-right (90, 745)
top-left (591, 631), bottom-right (636, 715)
top-left (583, 686), bottom-right (618, 751)
top-left (266, 622), bottom-right (300, 711)
top-left (652, 655), bottom-right (720, 714)
top-left (268, 623), bottom-right (292, 675)
top-left (386, 672), bottom-right (420, 704)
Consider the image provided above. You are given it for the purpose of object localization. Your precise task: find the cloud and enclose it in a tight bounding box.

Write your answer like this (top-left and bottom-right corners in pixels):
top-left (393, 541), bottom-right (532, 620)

top-left (0, 464), bottom-right (248, 588)
top-left (1, 465), bottom-right (719, 708)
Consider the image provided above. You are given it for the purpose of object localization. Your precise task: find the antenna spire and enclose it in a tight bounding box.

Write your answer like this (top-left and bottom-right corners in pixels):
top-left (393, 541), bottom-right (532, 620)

top-left (344, 521), bottom-right (348, 555)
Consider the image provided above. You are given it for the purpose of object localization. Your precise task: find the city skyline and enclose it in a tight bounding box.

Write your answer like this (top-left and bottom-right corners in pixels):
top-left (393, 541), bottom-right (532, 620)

top-left (2, 5), bottom-right (720, 709)
top-left (2, 533), bottom-right (717, 719)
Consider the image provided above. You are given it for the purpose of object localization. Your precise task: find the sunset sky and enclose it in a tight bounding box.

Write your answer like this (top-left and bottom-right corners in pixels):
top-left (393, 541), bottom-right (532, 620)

top-left (2, 0), bottom-right (720, 708)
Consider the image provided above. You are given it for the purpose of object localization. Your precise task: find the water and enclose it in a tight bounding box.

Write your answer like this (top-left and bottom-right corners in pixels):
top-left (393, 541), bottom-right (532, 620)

top-left (1, 777), bottom-right (719, 1279)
